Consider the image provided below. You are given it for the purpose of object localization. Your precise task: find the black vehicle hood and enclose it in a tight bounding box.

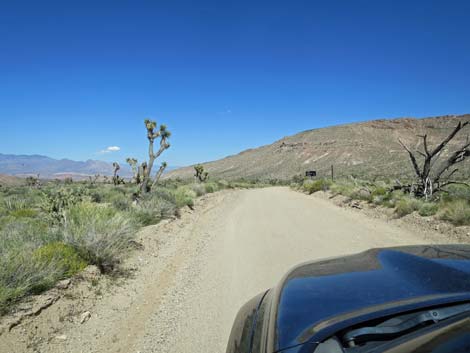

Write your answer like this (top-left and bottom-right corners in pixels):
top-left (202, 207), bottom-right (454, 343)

top-left (274, 245), bottom-right (470, 351)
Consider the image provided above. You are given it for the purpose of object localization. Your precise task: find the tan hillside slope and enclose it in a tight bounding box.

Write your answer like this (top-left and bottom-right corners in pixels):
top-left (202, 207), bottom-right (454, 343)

top-left (0, 174), bottom-right (23, 186)
top-left (166, 114), bottom-right (470, 180)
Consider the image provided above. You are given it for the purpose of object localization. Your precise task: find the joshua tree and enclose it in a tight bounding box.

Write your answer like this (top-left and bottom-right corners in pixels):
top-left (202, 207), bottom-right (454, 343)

top-left (398, 121), bottom-right (470, 198)
top-left (141, 119), bottom-right (171, 193)
top-left (151, 162), bottom-right (168, 189)
top-left (112, 162), bottom-right (121, 186)
top-left (88, 174), bottom-right (100, 185)
top-left (126, 157), bottom-right (140, 183)
top-left (26, 174), bottom-right (40, 188)
top-left (194, 164), bottom-right (209, 182)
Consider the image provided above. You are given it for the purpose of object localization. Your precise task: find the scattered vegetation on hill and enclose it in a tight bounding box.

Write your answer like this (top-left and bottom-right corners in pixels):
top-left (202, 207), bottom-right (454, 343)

top-left (294, 177), bottom-right (470, 226)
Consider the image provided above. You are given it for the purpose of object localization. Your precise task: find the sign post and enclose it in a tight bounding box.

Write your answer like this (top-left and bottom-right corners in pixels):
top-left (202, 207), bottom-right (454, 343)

top-left (305, 170), bottom-right (316, 179)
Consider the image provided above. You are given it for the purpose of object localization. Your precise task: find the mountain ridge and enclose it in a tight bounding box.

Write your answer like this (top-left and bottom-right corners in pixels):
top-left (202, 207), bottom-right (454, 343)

top-left (166, 114), bottom-right (470, 181)
top-left (0, 153), bottom-right (132, 179)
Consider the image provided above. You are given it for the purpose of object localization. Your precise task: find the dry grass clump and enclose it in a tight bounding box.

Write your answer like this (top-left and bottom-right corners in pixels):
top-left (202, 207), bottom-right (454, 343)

top-left (438, 200), bottom-right (470, 226)
top-left (63, 202), bottom-right (137, 272)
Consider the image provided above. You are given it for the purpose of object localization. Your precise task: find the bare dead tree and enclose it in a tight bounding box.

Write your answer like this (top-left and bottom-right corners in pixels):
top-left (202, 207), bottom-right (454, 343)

top-left (398, 121), bottom-right (470, 198)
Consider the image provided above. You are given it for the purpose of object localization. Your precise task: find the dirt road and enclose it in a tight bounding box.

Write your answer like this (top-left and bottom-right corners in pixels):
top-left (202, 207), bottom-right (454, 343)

top-left (1, 187), bottom-right (446, 353)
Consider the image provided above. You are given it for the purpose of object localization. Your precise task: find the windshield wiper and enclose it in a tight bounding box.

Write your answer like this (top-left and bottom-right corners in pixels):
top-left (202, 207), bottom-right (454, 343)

top-left (343, 302), bottom-right (470, 347)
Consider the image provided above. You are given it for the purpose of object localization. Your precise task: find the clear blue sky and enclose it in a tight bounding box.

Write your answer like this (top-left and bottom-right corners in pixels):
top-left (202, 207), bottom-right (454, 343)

top-left (1, 0), bottom-right (470, 166)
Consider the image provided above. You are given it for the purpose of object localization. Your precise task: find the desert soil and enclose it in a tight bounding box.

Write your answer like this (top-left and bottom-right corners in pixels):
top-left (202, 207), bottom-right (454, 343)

top-left (0, 187), bottom-right (454, 353)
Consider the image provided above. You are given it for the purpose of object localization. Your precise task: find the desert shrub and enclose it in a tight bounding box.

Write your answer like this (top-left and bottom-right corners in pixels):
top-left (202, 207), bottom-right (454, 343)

top-left (371, 186), bottom-right (388, 197)
top-left (109, 193), bottom-right (132, 211)
top-left (172, 187), bottom-right (196, 208)
top-left (349, 188), bottom-right (372, 202)
top-left (0, 221), bottom-right (65, 312)
top-left (441, 184), bottom-right (470, 202)
top-left (0, 250), bottom-right (64, 313)
top-left (152, 187), bottom-right (177, 204)
top-left (131, 208), bottom-right (159, 226)
top-left (372, 191), bottom-right (394, 206)
top-left (291, 174), bottom-right (305, 184)
top-left (190, 183), bottom-right (206, 197)
top-left (63, 202), bottom-right (137, 272)
top-left (418, 202), bottom-right (439, 217)
top-left (33, 242), bottom-right (87, 277)
top-left (3, 196), bottom-right (27, 211)
top-left (372, 190), bottom-right (405, 208)
top-left (132, 194), bottom-right (176, 226)
top-left (89, 191), bottom-right (103, 203)
top-left (204, 182), bottom-right (219, 194)
top-left (9, 208), bottom-right (37, 218)
top-left (0, 219), bottom-right (59, 252)
top-left (395, 197), bottom-right (422, 217)
top-left (329, 180), bottom-right (356, 198)
top-left (439, 200), bottom-right (470, 226)
top-left (302, 179), bottom-right (332, 194)
top-left (217, 179), bottom-right (229, 189)
top-left (40, 187), bottom-right (87, 223)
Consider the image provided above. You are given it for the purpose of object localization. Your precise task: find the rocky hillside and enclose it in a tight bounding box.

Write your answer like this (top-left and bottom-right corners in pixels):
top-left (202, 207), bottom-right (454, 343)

top-left (166, 114), bottom-right (470, 181)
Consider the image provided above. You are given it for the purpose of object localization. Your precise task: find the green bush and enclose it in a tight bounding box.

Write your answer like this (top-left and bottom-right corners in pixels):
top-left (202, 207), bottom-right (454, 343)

top-left (329, 180), bottom-right (356, 198)
top-left (0, 251), bottom-right (64, 313)
top-left (204, 182), bottom-right (219, 194)
top-left (132, 195), bottom-right (176, 226)
top-left (395, 197), bottom-right (422, 217)
top-left (217, 180), bottom-right (229, 189)
top-left (63, 202), bottom-right (137, 272)
top-left (0, 219), bottom-right (59, 252)
top-left (33, 242), bottom-right (87, 277)
top-left (172, 187), bottom-right (196, 208)
top-left (3, 196), bottom-right (27, 211)
top-left (110, 193), bottom-right (132, 211)
top-left (349, 188), bottom-right (372, 202)
top-left (190, 183), bottom-right (206, 197)
top-left (371, 186), bottom-right (388, 197)
top-left (439, 200), bottom-right (470, 226)
top-left (418, 202), bottom-right (439, 217)
top-left (441, 184), bottom-right (470, 202)
top-left (9, 208), bottom-right (37, 218)
top-left (302, 179), bottom-right (332, 194)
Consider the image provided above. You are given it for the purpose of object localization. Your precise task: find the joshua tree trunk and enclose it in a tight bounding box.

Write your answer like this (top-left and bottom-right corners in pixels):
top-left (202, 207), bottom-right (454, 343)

top-left (140, 119), bottom-right (171, 194)
top-left (126, 158), bottom-right (139, 184)
top-left (112, 162), bottom-right (121, 186)
top-left (151, 162), bottom-right (167, 189)
top-left (398, 121), bottom-right (470, 198)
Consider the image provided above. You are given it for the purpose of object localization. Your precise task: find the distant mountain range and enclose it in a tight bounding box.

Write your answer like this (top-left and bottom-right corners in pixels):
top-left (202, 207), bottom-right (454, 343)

top-left (0, 154), bottom-right (132, 180)
top-left (166, 114), bottom-right (470, 181)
